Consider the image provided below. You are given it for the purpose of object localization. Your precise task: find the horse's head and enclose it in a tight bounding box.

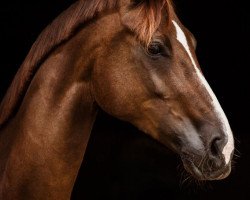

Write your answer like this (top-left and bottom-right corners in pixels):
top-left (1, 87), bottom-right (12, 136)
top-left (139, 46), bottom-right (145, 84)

top-left (92, 0), bottom-right (234, 180)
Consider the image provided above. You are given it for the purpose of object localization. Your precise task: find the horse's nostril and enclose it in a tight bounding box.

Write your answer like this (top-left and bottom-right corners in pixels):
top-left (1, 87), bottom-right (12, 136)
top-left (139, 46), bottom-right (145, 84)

top-left (210, 137), bottom-right (222, 157)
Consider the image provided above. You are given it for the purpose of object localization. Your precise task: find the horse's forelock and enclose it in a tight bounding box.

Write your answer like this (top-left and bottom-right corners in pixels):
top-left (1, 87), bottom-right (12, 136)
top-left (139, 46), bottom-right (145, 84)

top-left (122, 0), bottom-right (173, 45)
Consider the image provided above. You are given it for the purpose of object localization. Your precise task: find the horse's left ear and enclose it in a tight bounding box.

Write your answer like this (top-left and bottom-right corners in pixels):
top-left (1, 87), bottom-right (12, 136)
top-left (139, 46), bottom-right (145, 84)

top-left (120, 0), bottom-right (167, 45)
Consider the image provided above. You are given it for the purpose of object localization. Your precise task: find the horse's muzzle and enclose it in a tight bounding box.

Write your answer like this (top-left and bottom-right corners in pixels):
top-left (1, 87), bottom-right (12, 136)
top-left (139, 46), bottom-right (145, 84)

top-left (181, 155), bottom-right (232, 180)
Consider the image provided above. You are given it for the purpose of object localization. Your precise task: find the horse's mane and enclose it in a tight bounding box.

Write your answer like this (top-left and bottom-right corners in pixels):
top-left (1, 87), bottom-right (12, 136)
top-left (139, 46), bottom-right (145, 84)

top-left (0, 0), bottom-right (172, 128)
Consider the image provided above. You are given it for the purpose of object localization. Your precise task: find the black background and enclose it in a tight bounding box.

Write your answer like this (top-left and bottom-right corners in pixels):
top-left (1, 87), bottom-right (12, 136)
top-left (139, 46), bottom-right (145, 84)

top-left (0, 0), bottom-right (249, 199)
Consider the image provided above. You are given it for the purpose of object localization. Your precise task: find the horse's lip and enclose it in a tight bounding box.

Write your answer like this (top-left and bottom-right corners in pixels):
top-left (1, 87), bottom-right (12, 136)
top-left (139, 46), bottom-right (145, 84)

top-left (181, 157), bottom-right (231, 181)
top-left (204, 165), bottom-right (231, 180)
top-left (181, 158), bottom-right (205, 180)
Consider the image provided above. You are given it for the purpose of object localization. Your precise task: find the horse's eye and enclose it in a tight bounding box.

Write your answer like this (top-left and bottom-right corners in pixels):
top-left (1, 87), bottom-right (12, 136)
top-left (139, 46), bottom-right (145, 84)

top-left (147, 42), bottom-right (163, 56)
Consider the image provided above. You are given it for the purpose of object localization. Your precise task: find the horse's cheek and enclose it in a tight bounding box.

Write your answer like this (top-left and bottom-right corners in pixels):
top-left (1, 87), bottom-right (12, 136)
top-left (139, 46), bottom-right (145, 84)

top-left (91, 69), bottom-right (129, 118)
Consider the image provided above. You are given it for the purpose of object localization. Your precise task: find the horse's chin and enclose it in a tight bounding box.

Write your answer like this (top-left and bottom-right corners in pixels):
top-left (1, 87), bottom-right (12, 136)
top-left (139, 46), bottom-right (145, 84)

top-left (181, 158), bottom-right (232, 181)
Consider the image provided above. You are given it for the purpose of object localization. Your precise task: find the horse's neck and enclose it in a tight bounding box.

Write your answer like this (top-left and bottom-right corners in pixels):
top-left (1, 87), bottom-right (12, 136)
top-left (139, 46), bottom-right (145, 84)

top-left (0, 26), bottom-right (98, 199)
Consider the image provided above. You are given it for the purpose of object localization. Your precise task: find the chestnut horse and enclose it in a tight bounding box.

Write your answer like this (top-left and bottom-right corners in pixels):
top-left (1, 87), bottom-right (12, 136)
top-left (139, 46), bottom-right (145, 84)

top-left (0, 0), bottom-right (234, 199)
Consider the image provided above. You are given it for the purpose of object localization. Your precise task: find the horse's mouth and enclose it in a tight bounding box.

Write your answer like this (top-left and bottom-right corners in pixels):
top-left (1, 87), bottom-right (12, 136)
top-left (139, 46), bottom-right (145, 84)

top-left (181, 158), bottom-right (232, 181)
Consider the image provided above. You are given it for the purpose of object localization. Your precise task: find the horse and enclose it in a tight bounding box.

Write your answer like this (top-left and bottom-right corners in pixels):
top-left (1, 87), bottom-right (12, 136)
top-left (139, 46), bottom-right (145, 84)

top-left (0, 0), bottom-right (234, 199)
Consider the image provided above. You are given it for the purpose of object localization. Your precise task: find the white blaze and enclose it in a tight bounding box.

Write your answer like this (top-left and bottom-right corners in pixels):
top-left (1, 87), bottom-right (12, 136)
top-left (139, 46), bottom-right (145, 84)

top-left (172, 20), bottom-right (234, 164)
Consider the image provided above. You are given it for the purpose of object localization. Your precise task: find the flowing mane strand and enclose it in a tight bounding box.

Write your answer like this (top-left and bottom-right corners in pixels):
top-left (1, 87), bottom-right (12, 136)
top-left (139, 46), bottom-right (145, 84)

top-left (0, 0), bottom-right (172, 128)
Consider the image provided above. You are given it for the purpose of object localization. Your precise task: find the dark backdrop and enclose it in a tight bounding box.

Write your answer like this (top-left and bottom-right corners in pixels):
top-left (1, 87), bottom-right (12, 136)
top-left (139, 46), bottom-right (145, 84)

top-left (0, 0), bottom-right (249, 199)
